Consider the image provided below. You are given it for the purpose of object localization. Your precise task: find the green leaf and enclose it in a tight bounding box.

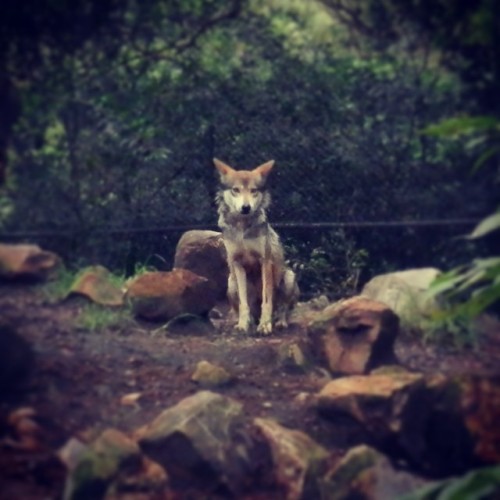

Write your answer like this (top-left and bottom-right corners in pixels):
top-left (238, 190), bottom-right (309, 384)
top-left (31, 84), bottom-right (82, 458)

top-left (422, 116), bottom-right (499, 138)
top-left (427, 269), bottom-right (465, 297)
top-left (467, 212), bottom-right (500, 239)
top-left (466, 282), bottom-right (500, 316)
top-left (438, 465), bottom-right (500, 500)
top-left (399, 465), bottom-right (500, 500)
top-left (472, 145), bottom-right (500, 172)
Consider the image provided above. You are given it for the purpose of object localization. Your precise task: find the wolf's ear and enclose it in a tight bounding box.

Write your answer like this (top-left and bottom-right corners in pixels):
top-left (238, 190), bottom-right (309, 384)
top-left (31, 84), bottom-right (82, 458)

top-left (213, 158), bottom-right (235, 178)
top-left (254, 160), bottom-right (275, 179)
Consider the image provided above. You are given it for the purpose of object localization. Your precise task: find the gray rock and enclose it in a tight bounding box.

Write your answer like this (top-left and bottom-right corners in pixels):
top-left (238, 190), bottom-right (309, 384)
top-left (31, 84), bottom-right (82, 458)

top-left (361, 268), bottom-right (440, 327)
top-left (138, 391), bottom-right (257, 495)
top-left (319, 445), bottom-right (431, 500)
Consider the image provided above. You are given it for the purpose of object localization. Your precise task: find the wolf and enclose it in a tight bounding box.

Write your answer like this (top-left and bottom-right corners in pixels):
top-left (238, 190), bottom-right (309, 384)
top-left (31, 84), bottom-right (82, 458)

top-left (214, 158), bottom-right (299, 334)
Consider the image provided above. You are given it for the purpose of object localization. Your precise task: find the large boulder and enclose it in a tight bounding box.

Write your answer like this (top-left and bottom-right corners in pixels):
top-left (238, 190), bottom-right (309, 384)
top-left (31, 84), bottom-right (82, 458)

top-left (137, 391), bottom-right (258, 495)
top-left (125, 269), bottom-right (217, 321)
top-left (361, 268), bottom-right (440, 327)
top-left (254, 418), bottom-right (329, 500)
top-left (307, 296), bottom-right (399, 375)
top-left (173, 230), bottom-right (228, 301)
top-left (315, 370), bottom-right (500, 476)
top-left (0, 243), bottom-right (61, 281)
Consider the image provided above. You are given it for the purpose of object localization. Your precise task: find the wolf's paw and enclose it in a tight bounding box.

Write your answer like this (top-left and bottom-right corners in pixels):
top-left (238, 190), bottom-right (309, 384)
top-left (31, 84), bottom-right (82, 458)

top-left (275, 318), bottom-right (288, 329)
top-left (257, 321), bottom-right (273, 335)
top-left (235, 317), bottom-right (252, 334)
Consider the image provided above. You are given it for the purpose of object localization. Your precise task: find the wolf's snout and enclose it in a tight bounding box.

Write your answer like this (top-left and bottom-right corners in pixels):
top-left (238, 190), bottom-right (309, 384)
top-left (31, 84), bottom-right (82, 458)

top-left (241, 204), bottom-right (251, 215)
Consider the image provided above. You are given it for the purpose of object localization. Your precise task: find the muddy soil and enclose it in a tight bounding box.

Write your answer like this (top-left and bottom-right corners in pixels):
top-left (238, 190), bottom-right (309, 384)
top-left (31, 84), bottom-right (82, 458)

top-left (1, 284), bottom-right (499, 499)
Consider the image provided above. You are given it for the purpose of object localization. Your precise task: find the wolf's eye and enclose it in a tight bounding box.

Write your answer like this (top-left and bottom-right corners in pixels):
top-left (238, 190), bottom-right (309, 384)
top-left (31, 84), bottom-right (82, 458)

top-left (250, 188), bottom-right (258, 195)
top-left (231, 187), bottom-right (240, 194)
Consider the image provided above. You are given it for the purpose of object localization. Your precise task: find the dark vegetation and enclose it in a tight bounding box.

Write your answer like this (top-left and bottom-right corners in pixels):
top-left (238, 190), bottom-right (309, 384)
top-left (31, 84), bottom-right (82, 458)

top-left (1, 0), bottom-right (499, 299)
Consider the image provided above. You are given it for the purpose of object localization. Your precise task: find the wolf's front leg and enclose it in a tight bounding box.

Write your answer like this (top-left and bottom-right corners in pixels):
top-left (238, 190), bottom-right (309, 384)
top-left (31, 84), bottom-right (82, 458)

top-left (232, 262), bottom-right (252, 333)
top-left (257, 260), bottom-right (274, 335)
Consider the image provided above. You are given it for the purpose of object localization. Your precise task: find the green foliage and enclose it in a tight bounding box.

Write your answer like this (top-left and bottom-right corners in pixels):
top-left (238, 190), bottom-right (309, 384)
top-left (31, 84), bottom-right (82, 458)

top-left (423, 115), bottom-right (500, 172)
top-left (425, 212), bottom-right (499, 348)
top-left (2, 0), bottom-right (498, 298)
top-left (286, 230), bottom-right (368, 299)
top-left (424, 110), bottom-right (499, 346)
top-left (319, 0), bottom-right (500, 114)
top-left (430, 257), bottom-right (500, 318)
top-left (400, 464), bottom-right (500, 500)
top-left (468, 212), bottom-right (500, 240)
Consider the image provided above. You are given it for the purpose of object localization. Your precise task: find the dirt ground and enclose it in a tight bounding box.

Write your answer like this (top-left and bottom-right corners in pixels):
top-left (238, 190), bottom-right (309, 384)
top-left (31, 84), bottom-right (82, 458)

top-left (1, 283), bottom-right (499, 499)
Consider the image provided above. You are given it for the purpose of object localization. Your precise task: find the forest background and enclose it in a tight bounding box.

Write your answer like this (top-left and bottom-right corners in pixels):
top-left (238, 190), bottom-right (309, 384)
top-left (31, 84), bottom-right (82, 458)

top-left (0, 0), bottom-right (498, 299)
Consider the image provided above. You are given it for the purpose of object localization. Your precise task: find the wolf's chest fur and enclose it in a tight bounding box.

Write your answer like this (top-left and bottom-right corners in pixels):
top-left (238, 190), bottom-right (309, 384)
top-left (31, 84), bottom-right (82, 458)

top-left (219, 214), bottom-right (269, 269)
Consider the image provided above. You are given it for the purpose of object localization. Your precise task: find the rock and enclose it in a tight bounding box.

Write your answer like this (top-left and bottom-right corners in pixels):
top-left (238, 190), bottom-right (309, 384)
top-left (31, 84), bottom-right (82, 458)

top-left (361, 268), bottom-right (441, 327)
top-left (316, 371), bottom-right (426, 447)
top-left (315, 371), bottom-right (500, 476)
top-left (138, 391), bottom-right (257, 495)
top-left (291, 295), bottom-right (331, 327)
top-left (277, 341), bottom-right (311, 373)
top-left (110, 456), bottom-right (169, 498)
top-left (459, 376), bottom-right (500, 465)
top-left (173, 230), bottom-right (228, 301)
top-left (63, 428), bottom-right (142, 500)
top-left (58, 438), bottom-right (89, 471)
top-left (164, 314), bottom-right (215, 336)
top-left (191, 360), bottom-right (234, 387)
top-left (68, 266), bottom-right (124, 306)
top-left (319, 445), bottom-right (430, 500)
top-left (4, 407), bottom-right (43, 451)
top-left (125, 269), bottom-right (217, 321)
top-left (120, 392), bottom-right (142, 407)
top-left (0, 243), bottom-right (61, 281)
top-left (307, 296), bottom-right (399, 375)
top-left (0, 325), bottom-right (34, 393)
top-left (254, 418), bottom-right (329, 500)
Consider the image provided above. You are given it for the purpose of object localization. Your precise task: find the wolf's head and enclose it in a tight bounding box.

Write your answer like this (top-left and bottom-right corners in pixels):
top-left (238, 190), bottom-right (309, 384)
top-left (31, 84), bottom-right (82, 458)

top-left (214, 158), bottom-right (274, 217)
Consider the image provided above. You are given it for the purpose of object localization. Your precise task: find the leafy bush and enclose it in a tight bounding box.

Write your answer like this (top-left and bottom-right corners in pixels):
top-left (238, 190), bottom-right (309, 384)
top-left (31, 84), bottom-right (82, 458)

top-left (424, 116), bottom-right (500, 346)
top-left (401, 464), bottom-right (500, 500)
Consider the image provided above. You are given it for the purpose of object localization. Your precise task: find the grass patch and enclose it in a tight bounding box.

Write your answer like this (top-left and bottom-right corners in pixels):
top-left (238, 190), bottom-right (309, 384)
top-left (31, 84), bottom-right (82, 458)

top-left (41, 266), bottom-right (80, 303)
top-left (75, 303), bottom-right (131, 332)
